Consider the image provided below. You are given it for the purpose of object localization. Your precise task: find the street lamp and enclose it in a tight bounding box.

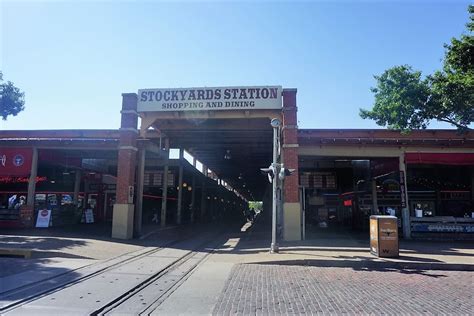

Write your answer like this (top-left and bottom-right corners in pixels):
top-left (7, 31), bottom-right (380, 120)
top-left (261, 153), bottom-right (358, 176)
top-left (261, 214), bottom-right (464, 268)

top-left (270, 118), bottom-right (281, 253)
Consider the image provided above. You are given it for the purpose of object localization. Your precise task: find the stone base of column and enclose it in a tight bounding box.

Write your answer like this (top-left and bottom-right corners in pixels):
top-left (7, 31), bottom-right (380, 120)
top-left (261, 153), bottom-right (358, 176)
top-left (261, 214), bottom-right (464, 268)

top-left (112, 203), bottom-right (135, 239)
top-left (283, 202), bottom-right (302, 241)
top-left (20, 205), bottom-right (35, 227)
top-left (402, 208), bottom-right (411, 239)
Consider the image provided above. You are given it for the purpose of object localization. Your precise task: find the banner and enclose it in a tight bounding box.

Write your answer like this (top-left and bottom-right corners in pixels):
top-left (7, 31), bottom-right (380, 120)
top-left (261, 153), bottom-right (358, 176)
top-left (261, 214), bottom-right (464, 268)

top-left (0, 148), bottom-right (33, 176)
top-left (137, 86), bottom-right (282, 112)
top-left (399, 171), bottom-right (407, 208)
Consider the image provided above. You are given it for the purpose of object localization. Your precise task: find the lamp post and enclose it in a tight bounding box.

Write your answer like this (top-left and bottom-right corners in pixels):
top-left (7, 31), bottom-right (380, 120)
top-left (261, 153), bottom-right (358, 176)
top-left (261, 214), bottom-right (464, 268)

top-left (270, 118), bottom-right (281, 253)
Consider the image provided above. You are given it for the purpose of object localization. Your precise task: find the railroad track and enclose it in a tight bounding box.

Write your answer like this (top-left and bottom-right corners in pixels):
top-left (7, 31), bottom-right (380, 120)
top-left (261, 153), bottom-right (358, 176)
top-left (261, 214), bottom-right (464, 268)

top-left (93, 234), bottom-right (223, 315)
top-left (0, 228), bottom-right (206, 313)
top-left (1, 228), bottom-right (227, 315)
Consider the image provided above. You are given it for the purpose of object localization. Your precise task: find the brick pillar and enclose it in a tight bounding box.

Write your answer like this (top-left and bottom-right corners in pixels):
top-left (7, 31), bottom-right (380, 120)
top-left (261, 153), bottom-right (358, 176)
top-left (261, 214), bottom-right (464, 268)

top-left (282, 88), bottom-right (301, 241)
top-left (112, 93), bottom-right (138, 239)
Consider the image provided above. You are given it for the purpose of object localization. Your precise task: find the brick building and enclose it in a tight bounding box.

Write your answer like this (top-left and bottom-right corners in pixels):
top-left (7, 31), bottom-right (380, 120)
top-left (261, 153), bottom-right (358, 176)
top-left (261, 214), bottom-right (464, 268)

top-left (1, 86), bottom-right (473, 240)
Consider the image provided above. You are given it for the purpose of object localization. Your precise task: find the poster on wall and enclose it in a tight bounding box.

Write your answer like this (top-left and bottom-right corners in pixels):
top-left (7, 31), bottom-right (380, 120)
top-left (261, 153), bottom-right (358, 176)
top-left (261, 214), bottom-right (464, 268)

top-left (36, 209), bottom-right (52, 228)
top-left (85, 209), bottom-right (94, 223)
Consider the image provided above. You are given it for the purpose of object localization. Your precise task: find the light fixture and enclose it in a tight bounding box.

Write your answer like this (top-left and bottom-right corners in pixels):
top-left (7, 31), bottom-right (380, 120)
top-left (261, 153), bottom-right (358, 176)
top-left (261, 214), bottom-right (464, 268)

top-left (187, 186), bottom-right (192, 191)
top-left (183, 182), bottom-right (187, 188)
top-left (270, 118), bottom-right (281, 128)
top-left (224, 149), bottom-right (232, 160)
top-left (238, 174), bottom-right (243, 180)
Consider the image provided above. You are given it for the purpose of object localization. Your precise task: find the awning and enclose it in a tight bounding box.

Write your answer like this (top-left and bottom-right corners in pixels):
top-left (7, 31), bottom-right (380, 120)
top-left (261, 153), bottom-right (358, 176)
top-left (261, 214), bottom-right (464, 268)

top-left (405, 153), bottom-right (474, 166)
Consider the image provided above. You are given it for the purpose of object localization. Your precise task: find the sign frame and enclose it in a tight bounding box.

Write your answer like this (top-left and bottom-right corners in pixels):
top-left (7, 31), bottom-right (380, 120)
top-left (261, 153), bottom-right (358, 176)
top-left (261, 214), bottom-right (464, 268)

top-left (35, 209), bottom-right (52, 228)
top-left (137, 86), bottom-right (283, 112)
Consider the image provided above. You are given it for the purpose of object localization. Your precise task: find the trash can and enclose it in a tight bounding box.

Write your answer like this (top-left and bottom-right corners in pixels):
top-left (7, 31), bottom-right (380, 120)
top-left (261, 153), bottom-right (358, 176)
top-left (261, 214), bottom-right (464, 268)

top-left (370, 215), bottom-right (399, 257)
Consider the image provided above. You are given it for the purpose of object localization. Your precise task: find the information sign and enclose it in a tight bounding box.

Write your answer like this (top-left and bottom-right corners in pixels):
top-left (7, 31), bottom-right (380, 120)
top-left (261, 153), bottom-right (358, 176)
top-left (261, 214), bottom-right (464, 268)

top-left (36, 209), bottom-right (52, 228)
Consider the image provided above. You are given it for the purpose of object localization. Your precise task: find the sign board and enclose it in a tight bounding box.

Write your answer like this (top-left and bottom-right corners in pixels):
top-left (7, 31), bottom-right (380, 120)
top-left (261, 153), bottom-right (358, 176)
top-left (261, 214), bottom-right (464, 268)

top-left (399, 171), bottom-right (407, 208)
top-left (85, 209), bottom-right (94, 223)
top-left (370, 215), bottom-right (399, 257)
top-left (36, 209), bottom-right (51, 228)
top-left (137, 86), bottom-right (282, 112)
top-left (0, 148), bottom-right (33, 176)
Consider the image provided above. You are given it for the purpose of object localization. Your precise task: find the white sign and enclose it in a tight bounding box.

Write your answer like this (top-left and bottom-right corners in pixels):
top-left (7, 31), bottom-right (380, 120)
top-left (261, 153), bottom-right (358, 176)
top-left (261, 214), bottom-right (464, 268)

top-left (137, 86), bottom-right (282, 112)
top-left (36, 209), bottom-right (51, 228)
top-left (85, 209), bottom-right (94, 223)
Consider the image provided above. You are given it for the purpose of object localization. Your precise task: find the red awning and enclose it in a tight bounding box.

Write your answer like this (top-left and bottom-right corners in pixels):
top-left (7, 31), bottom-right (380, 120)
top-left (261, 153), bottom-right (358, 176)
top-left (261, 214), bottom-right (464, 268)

top-left (405, 153), bottom-right (474, 166)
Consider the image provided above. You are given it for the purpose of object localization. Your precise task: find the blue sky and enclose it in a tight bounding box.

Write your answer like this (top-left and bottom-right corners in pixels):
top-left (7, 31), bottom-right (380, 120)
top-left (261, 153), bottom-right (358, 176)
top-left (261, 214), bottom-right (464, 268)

top-left (0, 0), bottom-right (471, 130)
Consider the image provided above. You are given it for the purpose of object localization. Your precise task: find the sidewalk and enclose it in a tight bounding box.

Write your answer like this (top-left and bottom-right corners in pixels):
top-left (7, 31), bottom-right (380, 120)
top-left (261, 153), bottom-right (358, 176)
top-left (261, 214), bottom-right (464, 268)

top-left (156, 221), bottom-right (474, 315)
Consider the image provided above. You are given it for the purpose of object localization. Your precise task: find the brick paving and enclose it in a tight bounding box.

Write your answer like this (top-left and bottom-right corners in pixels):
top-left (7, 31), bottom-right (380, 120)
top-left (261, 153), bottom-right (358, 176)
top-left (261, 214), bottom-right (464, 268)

top-left (213, 263), bottom-right (473, 315)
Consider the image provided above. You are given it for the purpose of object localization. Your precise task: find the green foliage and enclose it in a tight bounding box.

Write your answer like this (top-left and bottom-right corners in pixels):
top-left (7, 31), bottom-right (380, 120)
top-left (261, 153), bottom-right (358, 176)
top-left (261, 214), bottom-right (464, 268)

top-left (0, 71), bottom-right (25, 120)
top-left (248, 201), bottom-right (263, 212)
top-left (360, 5), bottom-right (473, 131)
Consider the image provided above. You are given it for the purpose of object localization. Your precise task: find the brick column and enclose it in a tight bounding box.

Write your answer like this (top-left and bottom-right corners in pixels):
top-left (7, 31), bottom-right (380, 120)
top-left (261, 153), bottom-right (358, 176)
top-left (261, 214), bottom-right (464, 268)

top-left (112, 93), bottom-right (138, 239)
top-left (282, 88), bottom-right (301, 241)
top-left (161, 138), bottom-right (170, 228)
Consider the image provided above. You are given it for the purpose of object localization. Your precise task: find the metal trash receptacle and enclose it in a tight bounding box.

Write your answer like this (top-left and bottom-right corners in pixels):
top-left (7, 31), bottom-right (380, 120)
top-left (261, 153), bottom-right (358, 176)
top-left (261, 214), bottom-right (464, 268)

top-left (370, 215), bottom-right (399, 257)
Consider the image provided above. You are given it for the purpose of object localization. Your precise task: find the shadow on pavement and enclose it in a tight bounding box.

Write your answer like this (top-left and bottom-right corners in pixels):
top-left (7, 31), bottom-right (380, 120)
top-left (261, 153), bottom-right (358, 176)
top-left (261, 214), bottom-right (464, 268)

top-left (0, 259), bottom-right (83, 310)
top-left (247, 257), bottom-right (473, 273)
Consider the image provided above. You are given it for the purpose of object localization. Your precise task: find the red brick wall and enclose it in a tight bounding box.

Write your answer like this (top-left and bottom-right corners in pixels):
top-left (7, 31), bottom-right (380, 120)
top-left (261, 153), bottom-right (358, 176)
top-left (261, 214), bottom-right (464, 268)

top-left (116, 93), bottom-right (138, 204)
top-left (282, 89), bottom-right (299, 203)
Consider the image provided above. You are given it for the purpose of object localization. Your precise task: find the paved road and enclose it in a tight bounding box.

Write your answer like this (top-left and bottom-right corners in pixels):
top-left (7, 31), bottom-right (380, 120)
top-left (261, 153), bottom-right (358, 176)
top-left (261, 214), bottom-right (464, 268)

top-left (213, 263), bottom-right (473, 315)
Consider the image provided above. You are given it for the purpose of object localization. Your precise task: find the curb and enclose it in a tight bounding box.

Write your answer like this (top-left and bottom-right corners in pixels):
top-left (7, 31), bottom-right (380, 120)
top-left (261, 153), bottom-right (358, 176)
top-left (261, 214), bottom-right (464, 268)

top-left (0, 248), bottom-right (32, 259)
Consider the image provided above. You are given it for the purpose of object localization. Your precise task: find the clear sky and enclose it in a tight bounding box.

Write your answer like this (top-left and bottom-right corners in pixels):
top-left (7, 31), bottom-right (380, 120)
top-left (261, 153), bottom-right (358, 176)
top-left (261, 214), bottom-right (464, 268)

top-left (0, 0), bottom-right (471, 131)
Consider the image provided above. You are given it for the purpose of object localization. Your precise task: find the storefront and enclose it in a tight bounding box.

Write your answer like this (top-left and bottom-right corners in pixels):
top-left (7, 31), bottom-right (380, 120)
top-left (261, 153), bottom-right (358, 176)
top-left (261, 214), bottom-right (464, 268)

top-left (1, 89), bottom-right (473, 241)
top-left (406, 153), bottom-right (474, 238)
top-left (298, 130), bottom-right (474, 240)
top-left (0, 139), bottom-right (243, 230)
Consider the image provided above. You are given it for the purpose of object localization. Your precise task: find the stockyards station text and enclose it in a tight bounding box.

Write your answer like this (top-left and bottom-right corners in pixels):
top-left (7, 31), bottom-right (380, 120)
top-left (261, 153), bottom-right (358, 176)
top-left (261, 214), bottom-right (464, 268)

top-left (139, 87), bottom-right (279, 110)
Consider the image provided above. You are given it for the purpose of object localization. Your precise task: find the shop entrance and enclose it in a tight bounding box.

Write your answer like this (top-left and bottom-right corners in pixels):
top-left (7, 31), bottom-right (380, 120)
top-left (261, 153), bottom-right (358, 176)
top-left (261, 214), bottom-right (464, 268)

top-left (299, 156), bottom-right (404, 240)
top-left (105, 85), bottom-right (304, 240)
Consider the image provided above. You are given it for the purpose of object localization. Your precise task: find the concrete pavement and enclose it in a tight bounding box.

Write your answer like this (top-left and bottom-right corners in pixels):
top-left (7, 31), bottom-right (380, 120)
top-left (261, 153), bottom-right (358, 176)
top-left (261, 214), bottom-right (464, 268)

top-left (1, 220), bottom-right (473, 315)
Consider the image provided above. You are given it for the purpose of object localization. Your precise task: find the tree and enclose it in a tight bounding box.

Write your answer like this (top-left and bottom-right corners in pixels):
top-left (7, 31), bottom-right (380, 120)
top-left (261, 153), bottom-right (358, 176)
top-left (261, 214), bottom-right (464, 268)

top-left (0, 71), bottom-right (25, 121)
top-left (360, 5), bottom-right (473, 131)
